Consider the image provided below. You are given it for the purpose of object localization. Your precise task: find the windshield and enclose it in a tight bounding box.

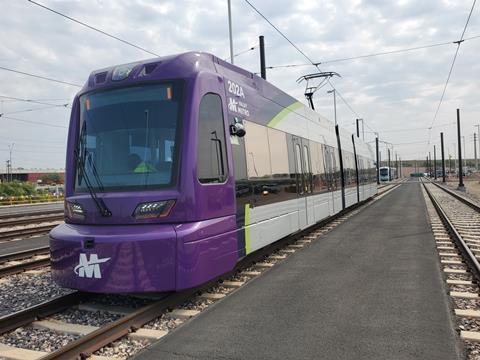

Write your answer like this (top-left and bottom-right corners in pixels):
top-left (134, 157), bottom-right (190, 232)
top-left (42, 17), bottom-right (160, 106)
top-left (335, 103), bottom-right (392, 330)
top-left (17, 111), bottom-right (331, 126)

top-left (380, 168), bottom-right (388, 176)
top-left (75, 83), bottom-right (182, 192)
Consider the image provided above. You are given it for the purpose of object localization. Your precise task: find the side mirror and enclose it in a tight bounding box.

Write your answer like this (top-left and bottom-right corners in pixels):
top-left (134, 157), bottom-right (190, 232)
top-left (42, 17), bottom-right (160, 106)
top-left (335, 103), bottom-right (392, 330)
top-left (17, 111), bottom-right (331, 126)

top-left (230, 121), bottom-right (246, 137)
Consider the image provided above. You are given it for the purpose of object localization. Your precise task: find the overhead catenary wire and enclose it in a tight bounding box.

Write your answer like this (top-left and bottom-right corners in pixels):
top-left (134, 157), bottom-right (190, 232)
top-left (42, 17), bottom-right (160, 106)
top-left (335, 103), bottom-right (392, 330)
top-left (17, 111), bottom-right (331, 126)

top-left (326, 81), bottom-right (361, 119)
top-left (0, 141), bottom-right (65, 149)
top-left (0, 97), bottom-right (70, 102)
top-left (0, 66), bottom-right (82, 87)
top-left (243, 0), bottom-right (375, 134)
top-left (0, 134), bottom-right (66, 144)
top-left (243, 0), bottom-right (316, 65)
top-left (224, 45), bottom-right (257, 61)
top-left (265, 35), bottom-right (480, 69)
top-left (243, 0), bottom-right (476, 147)
top-left (27, 0), bottom-right (161, 57)
top-left (364, 122), bottom-right (457, 134)
top-left (0, 95), bottom-right (72, 107)
top-left (1, 104), bottom-right (70, 116)
top-left (392, 140), bottom-right (441, 146)
top-left (427, 0), bottom-right (477, 145)
top-left (1, 115), bottom-right (67, 129)
top-left (0, 148), bottom-right (66, 155)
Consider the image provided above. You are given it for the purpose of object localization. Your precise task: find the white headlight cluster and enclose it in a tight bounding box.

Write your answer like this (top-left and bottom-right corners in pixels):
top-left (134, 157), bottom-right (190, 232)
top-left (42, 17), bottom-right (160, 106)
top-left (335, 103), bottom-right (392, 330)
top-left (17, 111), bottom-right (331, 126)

top-left (65, 201), bottom-right (85, 220)
top-left (133, 200), bottom-right (175, 219)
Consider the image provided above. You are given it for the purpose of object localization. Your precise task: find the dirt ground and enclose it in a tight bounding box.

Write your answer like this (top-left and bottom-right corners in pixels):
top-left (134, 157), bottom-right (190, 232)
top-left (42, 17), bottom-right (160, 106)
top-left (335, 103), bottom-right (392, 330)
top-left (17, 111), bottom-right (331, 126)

top-left (444, 176), bottom-right (480, 202)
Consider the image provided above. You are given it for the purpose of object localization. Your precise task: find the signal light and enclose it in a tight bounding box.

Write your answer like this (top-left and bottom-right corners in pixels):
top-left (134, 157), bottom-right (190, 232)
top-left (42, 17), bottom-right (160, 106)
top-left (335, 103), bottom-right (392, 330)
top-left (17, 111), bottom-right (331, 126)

top-left (133, 200), bottom-right (175, 219)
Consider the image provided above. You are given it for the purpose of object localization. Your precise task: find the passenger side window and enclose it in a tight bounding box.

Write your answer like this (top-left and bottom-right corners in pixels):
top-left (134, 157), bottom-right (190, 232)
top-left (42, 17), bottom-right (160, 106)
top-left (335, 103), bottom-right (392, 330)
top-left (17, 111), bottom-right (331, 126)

top-left (295, 144), bottom-right (304, 194)
top-left (310, 142), bottom-right (327, 193)
top-left (303, 145), bottom-right (312, 193)
top-left (244, 121), bottom-right (271, 178)
top-left (197, 93), bottom-right (228, 183)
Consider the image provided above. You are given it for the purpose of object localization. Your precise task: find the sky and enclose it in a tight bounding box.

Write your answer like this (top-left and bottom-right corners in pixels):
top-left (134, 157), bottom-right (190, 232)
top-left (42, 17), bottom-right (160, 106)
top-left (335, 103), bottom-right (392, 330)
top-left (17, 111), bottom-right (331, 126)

top-left (0, 0), bottom-right (479, 170)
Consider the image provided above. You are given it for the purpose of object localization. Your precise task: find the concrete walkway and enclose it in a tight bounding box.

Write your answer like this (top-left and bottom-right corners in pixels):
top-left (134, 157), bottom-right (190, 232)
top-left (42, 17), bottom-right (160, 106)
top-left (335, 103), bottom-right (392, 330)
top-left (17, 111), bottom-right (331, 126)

top-left (135, 181), bottom-right (463, 360)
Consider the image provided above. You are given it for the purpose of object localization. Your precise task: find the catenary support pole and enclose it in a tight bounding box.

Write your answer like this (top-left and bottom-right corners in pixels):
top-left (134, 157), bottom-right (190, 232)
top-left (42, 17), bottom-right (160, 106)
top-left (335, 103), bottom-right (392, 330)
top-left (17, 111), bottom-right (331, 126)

top-left (8, 143), bottom-right (14, 182)
top-left (395, 152), bottom-right (398, 179)
top-left (429, 152), bottom-right (431, 177)
top-left (5, 160), bottom-right (9, 183)
top-left (352, 134), bottom-right (360, 203)
top-left (333, 90), bottom-right (337, 125)
top-left (441, 132), bottom-right (446, 183)
top-left (356, 119), bottom-right (359, 138)
top-left (259, 35), bottom-right (266, 80)
top-left (376, 137), bottom-right (379, 185)
top-left (335, 125), bottom-right (345, 209)
top-left (458, 108), bottom-right (464, 190)
top-left (227, 0), bottom-right (234, 64)
top-left (476, 124), bottom-right (480, 171)
top-left (475, 132), bottom-right (478, 172)
top-left (434, 145), bottom-right (437, 180)
top-left (388, 149), bottom-right (391, 181)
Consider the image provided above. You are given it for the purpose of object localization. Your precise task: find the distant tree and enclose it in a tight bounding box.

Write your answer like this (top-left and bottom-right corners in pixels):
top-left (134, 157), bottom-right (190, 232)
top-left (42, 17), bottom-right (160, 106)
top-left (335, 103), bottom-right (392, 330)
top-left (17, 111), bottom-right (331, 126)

top-left (40, 173), bottom-right (61, 185)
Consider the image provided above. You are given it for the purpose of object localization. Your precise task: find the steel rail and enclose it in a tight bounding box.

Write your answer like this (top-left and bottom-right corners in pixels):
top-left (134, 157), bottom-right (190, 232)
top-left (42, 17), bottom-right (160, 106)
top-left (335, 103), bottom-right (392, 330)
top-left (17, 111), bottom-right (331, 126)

top-left (0, 209), bottom-right (63, 221)
top-left (0, 246), bottom-right (49, 264)
top-left (0, 213), bottom-right (63, 228)
top-left (0, 225), bottom-right (56, 241)
top-left (0, 292), bottom-right (92, 335)
top-left (0, 257), bottom-right (50, 278)
top-left (0, 183), bottom-right (402, 359)
top-left (39, 184), bottom-right (403, 360)
top-left (422, 180), bottom-right (480, 284)
top-left (39, 289), bottom-right (201, 360)
top-left (429, 180), bottom-right (480, 212)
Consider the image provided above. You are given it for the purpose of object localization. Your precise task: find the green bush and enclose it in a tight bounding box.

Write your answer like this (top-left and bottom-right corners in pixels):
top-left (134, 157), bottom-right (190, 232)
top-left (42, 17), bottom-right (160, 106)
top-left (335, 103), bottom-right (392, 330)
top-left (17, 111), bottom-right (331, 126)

top-left (0, 181), bottom-right (36, 197)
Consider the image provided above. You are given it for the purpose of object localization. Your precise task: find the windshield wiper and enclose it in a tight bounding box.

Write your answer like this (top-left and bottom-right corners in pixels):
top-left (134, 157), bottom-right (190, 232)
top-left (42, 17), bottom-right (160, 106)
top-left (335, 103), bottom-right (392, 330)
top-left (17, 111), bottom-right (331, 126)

top-left (86, 151), bottom-right (105, 191)
top-left (76, 122), bottom-right (112, 217)
top-left (75, 149), bottom-right (112, 217)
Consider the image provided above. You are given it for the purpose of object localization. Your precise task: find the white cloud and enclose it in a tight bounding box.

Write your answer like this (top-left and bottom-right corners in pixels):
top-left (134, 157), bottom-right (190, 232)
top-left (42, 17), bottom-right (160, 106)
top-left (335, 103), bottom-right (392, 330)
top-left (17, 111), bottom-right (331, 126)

top-left (0, 0), bottom-right (479, 169)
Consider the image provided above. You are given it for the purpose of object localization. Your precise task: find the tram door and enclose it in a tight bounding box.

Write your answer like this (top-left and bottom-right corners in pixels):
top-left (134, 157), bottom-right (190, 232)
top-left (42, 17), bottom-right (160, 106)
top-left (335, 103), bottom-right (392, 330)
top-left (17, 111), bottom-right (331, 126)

top-left (323, 145), bottom-right (337, 215)
top-left (293, 137), bottom-right (313, 229)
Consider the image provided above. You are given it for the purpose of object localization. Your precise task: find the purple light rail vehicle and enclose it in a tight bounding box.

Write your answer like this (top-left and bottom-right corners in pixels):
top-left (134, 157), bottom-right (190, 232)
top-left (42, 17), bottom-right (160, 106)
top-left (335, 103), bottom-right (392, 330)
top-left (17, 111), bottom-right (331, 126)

top-left (50, 52), bottom-right (377, 293)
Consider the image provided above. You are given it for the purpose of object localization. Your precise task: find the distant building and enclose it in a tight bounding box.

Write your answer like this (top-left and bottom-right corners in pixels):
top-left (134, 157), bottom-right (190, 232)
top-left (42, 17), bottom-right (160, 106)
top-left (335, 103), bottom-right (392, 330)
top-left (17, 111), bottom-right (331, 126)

top-left (0, 169), bottom-right (65, 184)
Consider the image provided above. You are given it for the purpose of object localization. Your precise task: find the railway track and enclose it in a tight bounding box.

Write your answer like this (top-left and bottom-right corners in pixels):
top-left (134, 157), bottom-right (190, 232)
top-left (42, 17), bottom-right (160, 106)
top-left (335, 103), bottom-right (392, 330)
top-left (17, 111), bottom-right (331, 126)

top-left (378, 178), bottom-right (409, 189)
top-left (0, 225), bottom-right (59, 243)
top-left (421, 179), bottom-right (480, 357)
top-left (0, 213), bottom-right (63, 227)
top-left (0, 212), bottom-right (63, 243)
top-left (0, 183), bottom-right (401, 360)
top-left (0, 246), bottom-right (50, 278)
top-left (0, 203), bottom-right (63, 217)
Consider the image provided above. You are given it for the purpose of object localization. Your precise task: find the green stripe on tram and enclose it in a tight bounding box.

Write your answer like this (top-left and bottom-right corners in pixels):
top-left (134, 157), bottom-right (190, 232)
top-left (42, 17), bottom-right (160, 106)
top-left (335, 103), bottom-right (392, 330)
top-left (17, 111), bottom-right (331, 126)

top-left (244, 203), bottom-right (251, 255)
top-left (267, 101), bottom-right (303, 128)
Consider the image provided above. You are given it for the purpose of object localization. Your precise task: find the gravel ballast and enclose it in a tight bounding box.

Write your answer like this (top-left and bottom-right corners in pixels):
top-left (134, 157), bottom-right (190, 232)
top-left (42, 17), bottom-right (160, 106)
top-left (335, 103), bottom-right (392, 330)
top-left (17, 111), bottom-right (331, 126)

top-left (94, 338), bottom-right (149, 359)
top-left (0, 271), bottom-right (71, 317)
top-left (0, 327), bottom-right (78, 352)
top-left (51, 308), bottom-right (122, 327)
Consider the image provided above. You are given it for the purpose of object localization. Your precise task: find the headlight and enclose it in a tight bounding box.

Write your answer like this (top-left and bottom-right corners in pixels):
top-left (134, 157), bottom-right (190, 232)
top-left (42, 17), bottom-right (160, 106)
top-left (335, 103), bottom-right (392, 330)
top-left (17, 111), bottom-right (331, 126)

top-left (133, 200), bottom-right (175, 219)
top-left (65, 201), bottom-right (85, 220)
